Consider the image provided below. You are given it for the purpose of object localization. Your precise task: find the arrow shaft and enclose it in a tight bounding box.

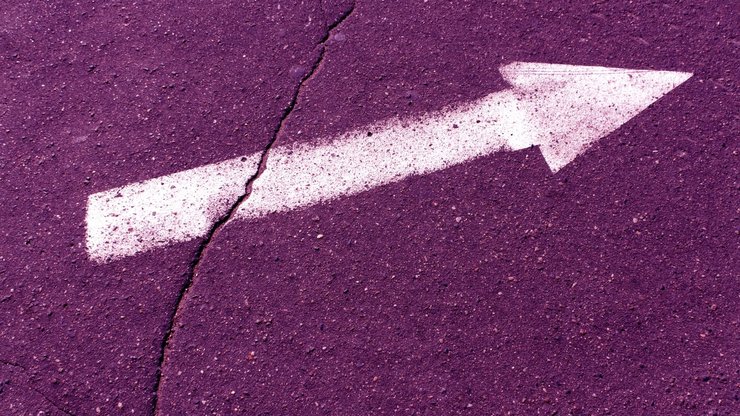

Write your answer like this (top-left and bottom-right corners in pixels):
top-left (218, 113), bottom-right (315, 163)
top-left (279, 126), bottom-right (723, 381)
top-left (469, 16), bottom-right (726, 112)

top-left (86, 91), bottom-right (522, 262)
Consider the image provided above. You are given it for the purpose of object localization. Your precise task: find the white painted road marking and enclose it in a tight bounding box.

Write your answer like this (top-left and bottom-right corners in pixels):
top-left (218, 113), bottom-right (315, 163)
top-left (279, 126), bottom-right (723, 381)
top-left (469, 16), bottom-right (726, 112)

top-left (86, 62), bottom-right (692, 262)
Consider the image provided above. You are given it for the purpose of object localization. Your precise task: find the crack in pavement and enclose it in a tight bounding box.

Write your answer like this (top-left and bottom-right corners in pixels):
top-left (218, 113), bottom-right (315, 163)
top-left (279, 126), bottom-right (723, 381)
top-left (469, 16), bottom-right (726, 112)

top-left (149, 2), bottom-right (356, 415)
top-left (28, 386), bottom-right (78, 416)
top-left (0, 360), bottom-right (77, 416)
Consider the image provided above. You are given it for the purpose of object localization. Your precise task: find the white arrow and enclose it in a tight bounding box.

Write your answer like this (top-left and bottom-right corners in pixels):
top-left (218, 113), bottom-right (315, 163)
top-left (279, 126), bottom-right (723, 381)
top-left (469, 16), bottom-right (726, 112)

top-left (86, 62), bottom-right (691, 262)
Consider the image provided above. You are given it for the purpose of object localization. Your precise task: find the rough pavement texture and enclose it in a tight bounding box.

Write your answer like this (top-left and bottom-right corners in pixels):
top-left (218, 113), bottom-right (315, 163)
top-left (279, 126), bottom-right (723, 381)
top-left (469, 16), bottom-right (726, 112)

top-left (1, 0), bottom-right (738, 415)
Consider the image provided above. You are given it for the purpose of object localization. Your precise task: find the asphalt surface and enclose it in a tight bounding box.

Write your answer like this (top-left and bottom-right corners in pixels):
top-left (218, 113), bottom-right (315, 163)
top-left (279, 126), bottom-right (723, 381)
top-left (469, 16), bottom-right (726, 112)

top-left (1, 1), bottom-right (738, 415)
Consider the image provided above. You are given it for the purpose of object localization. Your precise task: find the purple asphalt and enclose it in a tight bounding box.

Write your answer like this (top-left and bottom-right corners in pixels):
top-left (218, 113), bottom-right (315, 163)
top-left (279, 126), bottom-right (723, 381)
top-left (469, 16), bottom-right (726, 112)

top-left (1, 1), bottom-right (738, 415)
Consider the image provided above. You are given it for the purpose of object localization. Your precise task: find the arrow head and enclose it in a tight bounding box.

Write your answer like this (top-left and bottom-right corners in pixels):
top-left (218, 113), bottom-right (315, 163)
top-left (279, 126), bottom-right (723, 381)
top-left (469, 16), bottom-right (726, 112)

top-left (499, 62), bottom-right (692, 172)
